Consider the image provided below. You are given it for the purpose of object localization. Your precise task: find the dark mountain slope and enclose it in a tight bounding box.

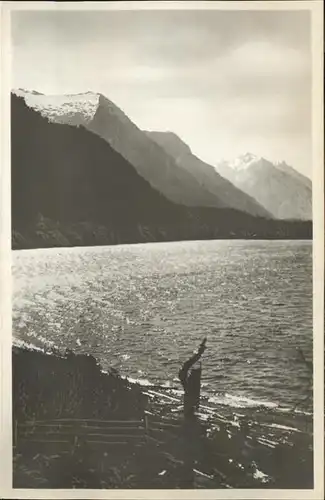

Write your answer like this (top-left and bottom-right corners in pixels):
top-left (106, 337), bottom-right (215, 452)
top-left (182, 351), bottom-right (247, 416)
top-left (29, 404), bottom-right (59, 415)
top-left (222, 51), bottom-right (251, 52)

top-left (11, 94), bottom-right (311, 250)
top-left (14, 90), bottom-right (228, 209)
top-left (11, 94), bottom-right (186, 246)
top-left (12, 99), bottom-right (176, 227)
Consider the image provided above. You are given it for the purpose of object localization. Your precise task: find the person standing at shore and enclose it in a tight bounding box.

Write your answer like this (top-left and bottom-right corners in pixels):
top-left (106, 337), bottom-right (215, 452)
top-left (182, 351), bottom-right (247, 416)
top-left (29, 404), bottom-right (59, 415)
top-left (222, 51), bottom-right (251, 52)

top-left (178, 338), bottom-right (208, 487)
top-left (178, 336), bottom-right (207, 418)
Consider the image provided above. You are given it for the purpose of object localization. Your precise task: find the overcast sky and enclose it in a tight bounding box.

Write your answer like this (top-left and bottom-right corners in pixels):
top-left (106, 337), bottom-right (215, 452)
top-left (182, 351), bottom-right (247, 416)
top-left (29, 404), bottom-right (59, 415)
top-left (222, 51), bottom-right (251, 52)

top-left (11, 9), bottom-right (311, 177)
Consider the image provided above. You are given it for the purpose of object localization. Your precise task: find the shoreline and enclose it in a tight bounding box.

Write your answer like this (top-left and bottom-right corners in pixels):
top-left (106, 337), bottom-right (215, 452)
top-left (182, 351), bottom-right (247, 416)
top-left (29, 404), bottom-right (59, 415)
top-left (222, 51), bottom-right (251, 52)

top-left (12, 233), bottom-right (313, 252)
top-left (12, 336), bottom-right (313, 418)
top-left (12, 344), bottom-right (313, 489)
top-left (11, 237), bottom-right (313, 253)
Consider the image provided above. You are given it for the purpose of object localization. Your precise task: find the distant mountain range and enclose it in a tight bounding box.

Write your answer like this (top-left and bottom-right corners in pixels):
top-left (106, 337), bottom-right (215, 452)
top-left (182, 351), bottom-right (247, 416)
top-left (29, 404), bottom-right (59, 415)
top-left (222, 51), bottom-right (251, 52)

top-left (13, 89), bottom-right (269, 218)
top-left (215, 153), bottom-right (312, 220)
top-left (11, 91), bottom-right (311, 250)
top-left (15, 89), bottom-right (311, 223)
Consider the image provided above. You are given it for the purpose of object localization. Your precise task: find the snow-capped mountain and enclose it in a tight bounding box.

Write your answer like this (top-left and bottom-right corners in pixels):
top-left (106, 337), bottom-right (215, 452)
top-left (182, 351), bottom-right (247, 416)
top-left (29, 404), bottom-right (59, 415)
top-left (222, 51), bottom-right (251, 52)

top-left (215, 155), bottom-right (312, 220)
top-left (13, 89), bottom-right (268, 217)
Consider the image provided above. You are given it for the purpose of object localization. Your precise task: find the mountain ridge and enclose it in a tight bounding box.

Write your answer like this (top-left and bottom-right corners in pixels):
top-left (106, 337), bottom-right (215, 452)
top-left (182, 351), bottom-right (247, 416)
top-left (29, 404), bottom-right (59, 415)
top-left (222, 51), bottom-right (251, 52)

top-left (14, 89), bottom-right (270, 218)
top-left (13, 89), bottom-right (226, 209)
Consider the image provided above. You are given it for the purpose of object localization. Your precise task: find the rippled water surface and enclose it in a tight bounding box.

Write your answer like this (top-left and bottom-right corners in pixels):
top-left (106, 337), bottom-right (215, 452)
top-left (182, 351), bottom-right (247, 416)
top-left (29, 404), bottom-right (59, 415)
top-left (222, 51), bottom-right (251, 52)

top-left (12, 240), bottom-right (312, 412)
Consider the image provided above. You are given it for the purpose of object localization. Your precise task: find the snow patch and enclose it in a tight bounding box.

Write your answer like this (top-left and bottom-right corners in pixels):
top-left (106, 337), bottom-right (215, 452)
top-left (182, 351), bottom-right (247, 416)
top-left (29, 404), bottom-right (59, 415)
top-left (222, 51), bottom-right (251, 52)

top-left (13, 89), bottom-right (100, 125)
top-left (225, 152), bottom-right (260, 171)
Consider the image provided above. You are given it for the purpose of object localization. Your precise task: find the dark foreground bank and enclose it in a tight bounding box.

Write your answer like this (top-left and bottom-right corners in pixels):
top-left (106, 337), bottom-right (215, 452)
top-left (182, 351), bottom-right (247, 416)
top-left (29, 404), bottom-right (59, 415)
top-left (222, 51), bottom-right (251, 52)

top-left (12, 345), bottom-right (313, 489)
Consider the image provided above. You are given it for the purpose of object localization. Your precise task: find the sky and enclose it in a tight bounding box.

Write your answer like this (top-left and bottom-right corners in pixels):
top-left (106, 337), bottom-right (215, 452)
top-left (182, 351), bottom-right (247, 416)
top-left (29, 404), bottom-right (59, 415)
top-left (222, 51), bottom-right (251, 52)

top-left (11, 8), bottom-right (312, 177)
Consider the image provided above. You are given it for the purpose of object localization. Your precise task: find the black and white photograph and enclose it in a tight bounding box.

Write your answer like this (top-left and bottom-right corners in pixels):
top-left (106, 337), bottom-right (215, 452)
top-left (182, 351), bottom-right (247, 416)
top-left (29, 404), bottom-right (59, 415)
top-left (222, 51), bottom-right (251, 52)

top-left (1, 1), bottom-right (324, 497)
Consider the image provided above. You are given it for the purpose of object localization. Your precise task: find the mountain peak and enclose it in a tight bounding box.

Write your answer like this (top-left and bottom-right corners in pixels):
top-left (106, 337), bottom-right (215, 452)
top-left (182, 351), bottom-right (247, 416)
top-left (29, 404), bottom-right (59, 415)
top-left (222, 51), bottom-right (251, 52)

top-left (226, 152), bottom-right (260, 171)
top-left (239, 152), bottom-right (258, 163)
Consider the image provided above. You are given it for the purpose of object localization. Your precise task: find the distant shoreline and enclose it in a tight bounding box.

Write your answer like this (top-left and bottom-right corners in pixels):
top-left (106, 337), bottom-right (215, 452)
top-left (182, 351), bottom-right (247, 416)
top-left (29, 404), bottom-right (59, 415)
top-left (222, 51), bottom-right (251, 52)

top-left (11, 237), bottom-right (313, 255)
top-left (12, 232), bottom-right (312, 251)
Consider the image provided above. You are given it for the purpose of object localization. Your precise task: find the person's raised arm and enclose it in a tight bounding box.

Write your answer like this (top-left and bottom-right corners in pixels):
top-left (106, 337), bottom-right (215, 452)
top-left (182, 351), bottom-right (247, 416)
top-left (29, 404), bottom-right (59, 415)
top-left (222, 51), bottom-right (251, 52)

top-left (179, 337), bottom-right (207, 388)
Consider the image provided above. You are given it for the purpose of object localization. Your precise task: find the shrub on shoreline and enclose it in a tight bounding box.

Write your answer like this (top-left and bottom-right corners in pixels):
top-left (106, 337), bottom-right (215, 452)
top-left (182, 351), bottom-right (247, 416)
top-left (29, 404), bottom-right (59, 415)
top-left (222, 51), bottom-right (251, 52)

top-left (12, 345), bottom-right (147, 422)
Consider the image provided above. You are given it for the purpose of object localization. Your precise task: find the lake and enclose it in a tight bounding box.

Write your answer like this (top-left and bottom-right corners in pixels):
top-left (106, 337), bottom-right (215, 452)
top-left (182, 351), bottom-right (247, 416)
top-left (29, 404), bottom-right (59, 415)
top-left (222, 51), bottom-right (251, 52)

top-left (12, 239), bottom-right (313, 413)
